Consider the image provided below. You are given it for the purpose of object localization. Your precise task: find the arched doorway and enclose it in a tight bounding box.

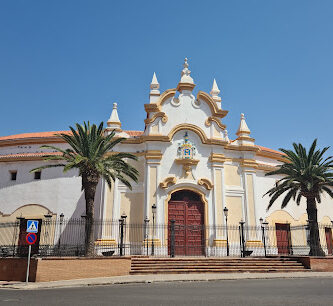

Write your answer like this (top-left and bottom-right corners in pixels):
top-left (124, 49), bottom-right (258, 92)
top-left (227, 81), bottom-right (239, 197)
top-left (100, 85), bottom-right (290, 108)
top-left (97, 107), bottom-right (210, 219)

top-left (168, 190), bottom-right (205, 256)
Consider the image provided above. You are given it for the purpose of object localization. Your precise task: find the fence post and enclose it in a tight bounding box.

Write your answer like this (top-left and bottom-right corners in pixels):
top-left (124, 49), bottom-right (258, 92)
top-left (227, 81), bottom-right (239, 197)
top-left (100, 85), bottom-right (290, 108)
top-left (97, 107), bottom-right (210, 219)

top-left (170, 220), bottom-right (175, 258)
top-left (119, 218), bottom-right (124, 256)
top-left (12, 220), bottom-right (20, 257)
top-left (261, 223), bottom-right (268, 257)
top-left (57, 213), bottom-right (64, 255)
top-left (239, 220), bottom-right (246, 258)
top-left (144, 216), bottom-right (150, 256)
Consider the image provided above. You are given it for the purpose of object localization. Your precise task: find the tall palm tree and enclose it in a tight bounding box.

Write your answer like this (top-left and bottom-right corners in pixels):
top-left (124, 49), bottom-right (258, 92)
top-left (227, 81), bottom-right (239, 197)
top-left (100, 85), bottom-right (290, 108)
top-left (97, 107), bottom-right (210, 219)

top-left (265, 139), bottom-right (333, 256)
top-left (31, 122), bottom-right (139, 256)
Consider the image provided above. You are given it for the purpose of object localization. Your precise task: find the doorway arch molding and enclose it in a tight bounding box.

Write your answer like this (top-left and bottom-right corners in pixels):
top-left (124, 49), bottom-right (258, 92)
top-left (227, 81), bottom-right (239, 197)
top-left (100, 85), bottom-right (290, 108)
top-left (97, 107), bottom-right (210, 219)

top-left (163, 182), bottom-right (209, 227)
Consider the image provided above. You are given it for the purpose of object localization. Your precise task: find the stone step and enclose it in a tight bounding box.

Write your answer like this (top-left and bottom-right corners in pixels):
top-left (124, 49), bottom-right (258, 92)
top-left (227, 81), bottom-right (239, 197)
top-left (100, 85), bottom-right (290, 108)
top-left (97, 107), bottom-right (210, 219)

top-left (131, 263), bottom-right (303, 266)
top-left (131, 265), bottom-right (303, 270)
top-left (130, 268), bottom-right (307, 274)
top-left (130, 257), bottom-right (307, 274)
top-left (131, 260), bottom-right (302, 264)
top-left (132, 261), bottom-right (301, 266)
top-left (131, 258), bottom-right (299, 262)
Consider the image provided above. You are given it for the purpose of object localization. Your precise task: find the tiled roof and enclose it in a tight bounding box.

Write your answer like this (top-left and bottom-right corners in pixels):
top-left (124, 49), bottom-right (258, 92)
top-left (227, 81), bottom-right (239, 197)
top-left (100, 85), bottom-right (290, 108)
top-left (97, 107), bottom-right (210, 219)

top-left (124, 130), bottom-right (144, 137)
top-left (0, 152), bottom-right (62, 159)
top-left (0, 130), bottom-right (144, 141)
top-left (0, 131), bottom-right (71, 141)
top-left (256, 145), bottom-right (284, 155)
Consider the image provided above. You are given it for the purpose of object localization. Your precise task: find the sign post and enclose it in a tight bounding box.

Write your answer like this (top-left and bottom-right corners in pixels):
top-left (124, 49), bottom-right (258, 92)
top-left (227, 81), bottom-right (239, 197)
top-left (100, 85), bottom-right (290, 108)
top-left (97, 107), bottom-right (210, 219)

top-left (25, 220), bottom-right (38, 285)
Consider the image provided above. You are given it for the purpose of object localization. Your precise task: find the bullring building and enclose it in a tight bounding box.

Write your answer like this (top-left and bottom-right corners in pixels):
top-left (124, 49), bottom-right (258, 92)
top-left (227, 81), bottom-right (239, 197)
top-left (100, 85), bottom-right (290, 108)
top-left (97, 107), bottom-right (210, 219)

top-left (1, 59), bottom-right (333, 256)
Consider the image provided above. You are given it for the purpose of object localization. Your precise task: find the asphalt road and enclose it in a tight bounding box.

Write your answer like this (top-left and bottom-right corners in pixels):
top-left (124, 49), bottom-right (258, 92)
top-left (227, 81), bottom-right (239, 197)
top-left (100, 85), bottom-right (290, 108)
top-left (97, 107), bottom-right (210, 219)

top-left (1, 278), bottom-right (333, 305)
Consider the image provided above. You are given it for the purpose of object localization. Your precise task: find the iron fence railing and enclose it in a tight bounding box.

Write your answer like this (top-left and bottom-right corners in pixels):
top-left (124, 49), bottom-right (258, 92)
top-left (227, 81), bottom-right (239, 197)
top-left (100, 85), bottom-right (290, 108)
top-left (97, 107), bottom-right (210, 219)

top-left (0, 218), bottom-right (332, 258)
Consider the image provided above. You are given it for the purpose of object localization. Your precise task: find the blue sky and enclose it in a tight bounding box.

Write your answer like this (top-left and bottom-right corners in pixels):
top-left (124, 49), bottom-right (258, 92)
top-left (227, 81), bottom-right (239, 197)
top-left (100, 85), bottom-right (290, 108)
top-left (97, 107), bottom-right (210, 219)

top-left (0, 0), bottom-right (332, 151)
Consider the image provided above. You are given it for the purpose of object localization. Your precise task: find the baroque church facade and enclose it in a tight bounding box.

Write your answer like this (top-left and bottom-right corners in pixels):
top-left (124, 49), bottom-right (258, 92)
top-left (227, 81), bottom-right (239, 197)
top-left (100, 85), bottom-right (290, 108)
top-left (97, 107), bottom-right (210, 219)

top-left (1, 59), bottom-right (333, 254)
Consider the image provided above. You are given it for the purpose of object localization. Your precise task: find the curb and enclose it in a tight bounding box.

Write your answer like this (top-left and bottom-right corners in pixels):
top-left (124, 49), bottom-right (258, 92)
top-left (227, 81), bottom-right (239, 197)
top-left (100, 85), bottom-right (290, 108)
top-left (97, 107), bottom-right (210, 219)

top-left (2, 272), bottom-right (333, 290)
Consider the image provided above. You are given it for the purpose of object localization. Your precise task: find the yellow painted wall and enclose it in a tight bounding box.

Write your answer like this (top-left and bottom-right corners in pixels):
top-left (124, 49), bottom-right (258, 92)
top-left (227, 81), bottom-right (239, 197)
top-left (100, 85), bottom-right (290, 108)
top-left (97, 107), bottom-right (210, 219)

top-left (127, 157), bottom-right (145, 183)
top-left (215, 169), bottom-right (223, 226)
top-left (149, 166), bottom-right (157, 220)
top-left (224, 164), bottom-right (241, 186)
top-left (120, 192), bottom-right (144, 243)
top-left (225, 196), bottom-right (243, 226)
top-left (246, 174), bottom-right (256, 226)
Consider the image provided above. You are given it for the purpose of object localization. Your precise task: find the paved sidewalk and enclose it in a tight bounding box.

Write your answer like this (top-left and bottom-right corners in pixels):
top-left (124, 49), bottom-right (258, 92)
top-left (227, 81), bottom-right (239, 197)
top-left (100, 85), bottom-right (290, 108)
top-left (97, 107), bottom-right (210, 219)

top-left (1, 271), bottom-right (333, 290)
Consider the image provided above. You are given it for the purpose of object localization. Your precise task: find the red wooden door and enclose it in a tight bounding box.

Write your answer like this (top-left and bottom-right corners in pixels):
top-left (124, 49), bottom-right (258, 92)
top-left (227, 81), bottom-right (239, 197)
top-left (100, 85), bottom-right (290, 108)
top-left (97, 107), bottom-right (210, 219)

top-left (325, 227), bottom-right (333, 255)
top-left (275, 223), bottom-right (291, 255)
top-left (168, 190), bottom-right (204, 256)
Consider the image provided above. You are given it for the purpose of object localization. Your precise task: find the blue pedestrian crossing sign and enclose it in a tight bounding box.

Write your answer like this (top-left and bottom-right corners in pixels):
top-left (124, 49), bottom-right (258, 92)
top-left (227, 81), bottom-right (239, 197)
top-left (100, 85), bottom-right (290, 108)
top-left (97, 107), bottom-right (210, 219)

top-left (27, 220), bottom-right (39, 233)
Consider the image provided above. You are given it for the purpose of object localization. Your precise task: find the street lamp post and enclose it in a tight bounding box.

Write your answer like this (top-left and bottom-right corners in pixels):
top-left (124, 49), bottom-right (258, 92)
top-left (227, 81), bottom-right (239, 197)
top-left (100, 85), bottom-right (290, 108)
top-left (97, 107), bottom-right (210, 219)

top-left (119, 212), bottom-right (127, 256)
top-left (144, 216), bottom-right (150, 256)
top-left (259, 217), bottom-right (268, 257)
top-left (151, 204), bottom-right (157, 256)
top-left (223, 207), bottom-right (229, 256)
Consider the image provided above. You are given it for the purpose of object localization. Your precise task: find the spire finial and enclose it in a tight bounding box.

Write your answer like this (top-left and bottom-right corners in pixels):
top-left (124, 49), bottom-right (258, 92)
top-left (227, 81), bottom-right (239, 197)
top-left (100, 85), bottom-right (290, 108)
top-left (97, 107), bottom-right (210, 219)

top-left (107, 102), bottom-right (121, 130)
top-left (236, 113), bottom-right (255, 147)
top-left (180, 57), bottom-right (194, 84)
top-left (149, 72), bottom-right (160, 103)
top-left (236, 113), bottom-right (250, 136)
top-left (150, 72), bottom-right (159, 89)
top-left (210, 78), bottom-right (222, 104)
top-left (150, 72), bottom-right (160, 92)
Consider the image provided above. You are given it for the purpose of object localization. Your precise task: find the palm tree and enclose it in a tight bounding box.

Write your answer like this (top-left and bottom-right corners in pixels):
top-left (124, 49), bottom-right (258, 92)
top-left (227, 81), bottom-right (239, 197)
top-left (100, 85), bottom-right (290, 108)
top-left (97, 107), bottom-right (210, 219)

top-left (31, 122), bottom-right (139, 256)
top-left (265, 139), bottom-right (333, 256)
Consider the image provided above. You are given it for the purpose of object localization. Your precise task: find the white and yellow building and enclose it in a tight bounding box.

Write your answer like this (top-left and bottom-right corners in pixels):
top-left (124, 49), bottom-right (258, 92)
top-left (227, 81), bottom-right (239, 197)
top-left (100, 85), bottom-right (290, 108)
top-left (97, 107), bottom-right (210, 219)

top-left (0, 59), bottom-right (333, 254)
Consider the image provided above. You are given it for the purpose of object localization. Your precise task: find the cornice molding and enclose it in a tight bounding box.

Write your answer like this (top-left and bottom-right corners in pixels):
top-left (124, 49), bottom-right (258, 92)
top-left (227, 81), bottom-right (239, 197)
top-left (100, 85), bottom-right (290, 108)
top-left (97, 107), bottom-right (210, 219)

top-left (145, 150), bottom-right (163, 160)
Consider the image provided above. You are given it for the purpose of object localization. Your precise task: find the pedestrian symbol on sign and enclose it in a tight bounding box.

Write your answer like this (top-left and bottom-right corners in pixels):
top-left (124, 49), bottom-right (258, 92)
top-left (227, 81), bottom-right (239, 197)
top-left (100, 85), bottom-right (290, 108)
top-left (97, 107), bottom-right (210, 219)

top-left (27, 220), bottom-right (38, 233)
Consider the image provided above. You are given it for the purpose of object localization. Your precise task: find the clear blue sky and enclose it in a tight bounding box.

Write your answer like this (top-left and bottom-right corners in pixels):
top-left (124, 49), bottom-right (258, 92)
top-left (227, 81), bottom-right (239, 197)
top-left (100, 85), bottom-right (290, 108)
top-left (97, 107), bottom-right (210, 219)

top-left (1, 0), bottom-right (332, 151)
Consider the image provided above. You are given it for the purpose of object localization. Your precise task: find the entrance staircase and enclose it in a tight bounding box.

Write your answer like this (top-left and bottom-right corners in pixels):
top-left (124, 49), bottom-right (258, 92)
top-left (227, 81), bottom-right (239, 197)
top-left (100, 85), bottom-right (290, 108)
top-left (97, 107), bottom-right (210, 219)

top-left (130, 257), bottom-right (308, 274)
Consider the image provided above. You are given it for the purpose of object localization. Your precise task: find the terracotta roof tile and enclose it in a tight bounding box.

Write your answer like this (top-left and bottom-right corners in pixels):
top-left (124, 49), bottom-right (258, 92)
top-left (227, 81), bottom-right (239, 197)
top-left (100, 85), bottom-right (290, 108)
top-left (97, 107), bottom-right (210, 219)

top-left (0, 131), bottom-right (71, 141)
top-left (0, 152), bottom-right (62, 159)
top-left (0, 130), bottom-right (145, 141)
top-left (256, 145), bottom-right (284, 155)
top-left (124, 130), bottom-right (144, 137)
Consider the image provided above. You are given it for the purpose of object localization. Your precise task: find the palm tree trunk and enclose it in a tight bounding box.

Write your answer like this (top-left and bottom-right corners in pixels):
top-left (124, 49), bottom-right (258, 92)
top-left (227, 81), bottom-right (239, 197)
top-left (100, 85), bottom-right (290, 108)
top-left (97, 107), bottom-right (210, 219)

top-left (306, 197), bottom-right (325, 256)
top-left (82, 173), bottom-right (98, 257)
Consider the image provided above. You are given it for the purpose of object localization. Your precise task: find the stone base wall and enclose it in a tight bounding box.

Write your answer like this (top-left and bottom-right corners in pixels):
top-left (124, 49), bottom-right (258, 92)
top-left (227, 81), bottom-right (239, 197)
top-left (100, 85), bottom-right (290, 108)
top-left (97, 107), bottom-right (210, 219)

top-left (0, 257), bottom-right (132, 282)
top-left (0, 258), bottom-right (38, 282)
top-left (297, 257), bottom-right (333, 272)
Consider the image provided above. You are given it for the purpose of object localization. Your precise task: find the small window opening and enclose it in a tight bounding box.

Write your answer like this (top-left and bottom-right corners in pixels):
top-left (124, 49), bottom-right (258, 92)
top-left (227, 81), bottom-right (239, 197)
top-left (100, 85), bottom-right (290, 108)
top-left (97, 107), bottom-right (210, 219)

top-left (34, 171), bottom-right (41, 180)
top-left (10, 171), bottom-right (17, 181)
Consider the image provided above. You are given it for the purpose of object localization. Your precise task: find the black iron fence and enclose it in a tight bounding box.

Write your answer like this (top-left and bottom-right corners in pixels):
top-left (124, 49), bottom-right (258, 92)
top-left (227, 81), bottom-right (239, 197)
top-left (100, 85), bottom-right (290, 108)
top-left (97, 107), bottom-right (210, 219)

top-left (0, 218), bottom-right (332, 257)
